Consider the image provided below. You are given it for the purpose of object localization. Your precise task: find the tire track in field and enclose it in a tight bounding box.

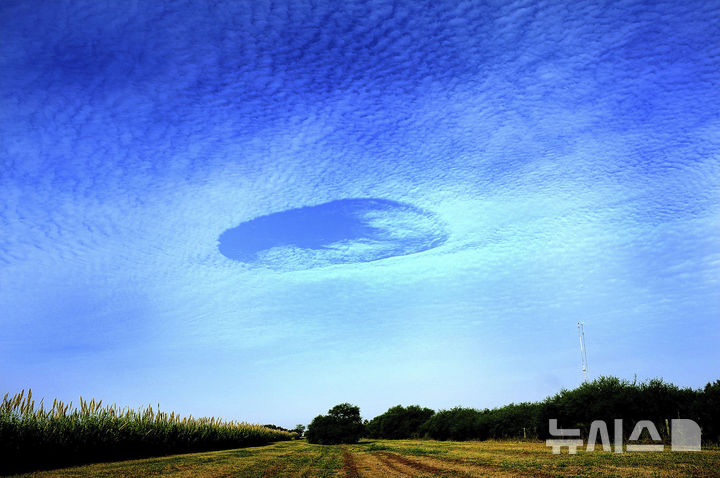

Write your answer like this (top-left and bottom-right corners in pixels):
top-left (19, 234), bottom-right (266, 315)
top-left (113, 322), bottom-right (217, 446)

top-left (436, 454), bottom-right (560, 477)
top-left (342, 446), bottom-right (360, 478)
top-left (353, 451), bottom-right (413, 477)
top-left (377, 452), bottom-right (454, 476)
top-left (376, 451), bottom-right (560, 477)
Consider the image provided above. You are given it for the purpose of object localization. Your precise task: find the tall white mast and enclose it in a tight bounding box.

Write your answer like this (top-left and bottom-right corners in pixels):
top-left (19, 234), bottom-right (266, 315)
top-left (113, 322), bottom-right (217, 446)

top-left (578, 322), bottom-right (588, 382)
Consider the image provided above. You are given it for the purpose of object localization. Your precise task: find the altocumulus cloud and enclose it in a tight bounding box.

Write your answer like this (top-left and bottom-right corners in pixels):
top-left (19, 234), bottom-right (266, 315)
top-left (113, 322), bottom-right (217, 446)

top-left (218, 198), bottom-right (448, 270)
top-left (0, 0), bottom-right (719, 425)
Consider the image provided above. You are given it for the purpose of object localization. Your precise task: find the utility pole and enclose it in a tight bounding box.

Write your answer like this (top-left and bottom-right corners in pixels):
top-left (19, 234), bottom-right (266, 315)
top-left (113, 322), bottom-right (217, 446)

top-left (578, 322), bottom-right (588, 382)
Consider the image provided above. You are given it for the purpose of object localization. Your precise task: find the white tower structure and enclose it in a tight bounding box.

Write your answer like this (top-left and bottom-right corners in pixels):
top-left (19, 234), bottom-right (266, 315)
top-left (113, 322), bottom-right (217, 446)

top-left (577, 322), bottom-right (589, 382)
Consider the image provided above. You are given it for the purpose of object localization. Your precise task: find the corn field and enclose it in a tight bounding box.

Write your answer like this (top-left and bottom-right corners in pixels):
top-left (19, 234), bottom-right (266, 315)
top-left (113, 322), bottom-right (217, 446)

top-left (0, 389), bottom-right (296, 475)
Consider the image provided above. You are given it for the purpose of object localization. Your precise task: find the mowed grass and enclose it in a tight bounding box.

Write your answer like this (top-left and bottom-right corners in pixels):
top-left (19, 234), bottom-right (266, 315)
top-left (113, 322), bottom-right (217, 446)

top-left (12, 439), bottom-right (720, 477)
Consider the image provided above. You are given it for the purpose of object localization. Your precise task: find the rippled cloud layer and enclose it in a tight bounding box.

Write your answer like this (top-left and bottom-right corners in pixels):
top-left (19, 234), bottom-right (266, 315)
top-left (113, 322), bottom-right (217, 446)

top-left (0, 0), bottom-right (718, 425)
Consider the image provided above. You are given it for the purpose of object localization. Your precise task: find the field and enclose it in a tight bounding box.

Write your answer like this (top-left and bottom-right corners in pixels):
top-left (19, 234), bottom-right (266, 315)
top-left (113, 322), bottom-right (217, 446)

top-left (13, 439), bottom-right (720, 478)
top-left (0, 390), bottom-right (295, 475)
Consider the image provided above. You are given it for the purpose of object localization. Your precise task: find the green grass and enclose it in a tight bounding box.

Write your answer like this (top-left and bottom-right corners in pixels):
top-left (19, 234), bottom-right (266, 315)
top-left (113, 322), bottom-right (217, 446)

top-left (12, 439), bottom-right (720, 477)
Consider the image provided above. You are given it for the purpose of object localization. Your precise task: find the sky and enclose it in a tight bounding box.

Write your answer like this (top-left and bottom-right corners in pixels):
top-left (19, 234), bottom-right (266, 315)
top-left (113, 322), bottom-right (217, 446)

top-left (1, 0), bottom-right (719, 428)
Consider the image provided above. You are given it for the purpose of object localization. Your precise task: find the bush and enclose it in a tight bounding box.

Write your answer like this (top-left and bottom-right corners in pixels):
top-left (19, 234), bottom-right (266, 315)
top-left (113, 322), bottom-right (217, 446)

top-left (305, 403), bottom-right (363, 445)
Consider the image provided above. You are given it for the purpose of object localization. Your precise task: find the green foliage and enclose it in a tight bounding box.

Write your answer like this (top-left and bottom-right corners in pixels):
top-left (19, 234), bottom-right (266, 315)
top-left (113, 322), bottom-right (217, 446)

top-left (697, 380), bottom-right (720, 443)
top-left (371, 377), bottom-right (720, 444)
top-left (292, 424), bottom-right (306, 437)
top-left (366, 442), bottom-right (392, 451)
top-left (419, 407), bottom-right (485, 441)
top-left (408, 402), bottom-right (542, 441)
top-left (365, 405), bottom-right (434, 439)
top-left (537, 376), bottom-right (701, 440)
top-left (305, 403), bottom-right (364, 445)
top-left (481, 401), bottom-right (541, 439)
top-left (0, 390), bottom-right (294, 475)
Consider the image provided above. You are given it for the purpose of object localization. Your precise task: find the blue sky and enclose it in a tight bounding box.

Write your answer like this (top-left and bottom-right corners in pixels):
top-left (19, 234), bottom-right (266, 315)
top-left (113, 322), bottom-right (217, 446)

top-left (1, 0), bottom-right (719, 427)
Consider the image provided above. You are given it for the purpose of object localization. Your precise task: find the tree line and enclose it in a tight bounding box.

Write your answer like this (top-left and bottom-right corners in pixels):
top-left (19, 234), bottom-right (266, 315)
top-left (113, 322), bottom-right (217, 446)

top-left (306, 377), bottom-right (720, 444)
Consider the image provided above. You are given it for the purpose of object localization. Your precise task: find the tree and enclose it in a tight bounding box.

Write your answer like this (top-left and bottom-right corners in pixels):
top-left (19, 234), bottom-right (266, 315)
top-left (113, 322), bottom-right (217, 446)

top-left (305, 403), bottom-right (364, 445)
top-left (292, 424), bottom-right (306, 437)
top-left (365, 405), bottom-right (435, 439)
top-left (419, 407), bottom-right (485, 441)
top-left (696, 380), bottom-right (720, 443)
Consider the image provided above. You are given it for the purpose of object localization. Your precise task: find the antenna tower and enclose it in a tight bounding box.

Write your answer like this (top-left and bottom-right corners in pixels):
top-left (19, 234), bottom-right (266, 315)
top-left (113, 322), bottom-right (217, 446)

top-left (578, 322), bottom-right (588, 382)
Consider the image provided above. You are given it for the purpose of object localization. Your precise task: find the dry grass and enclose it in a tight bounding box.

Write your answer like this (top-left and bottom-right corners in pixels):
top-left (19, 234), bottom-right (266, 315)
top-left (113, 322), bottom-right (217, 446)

top-left (12, 439), bottom-right (720, 477)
